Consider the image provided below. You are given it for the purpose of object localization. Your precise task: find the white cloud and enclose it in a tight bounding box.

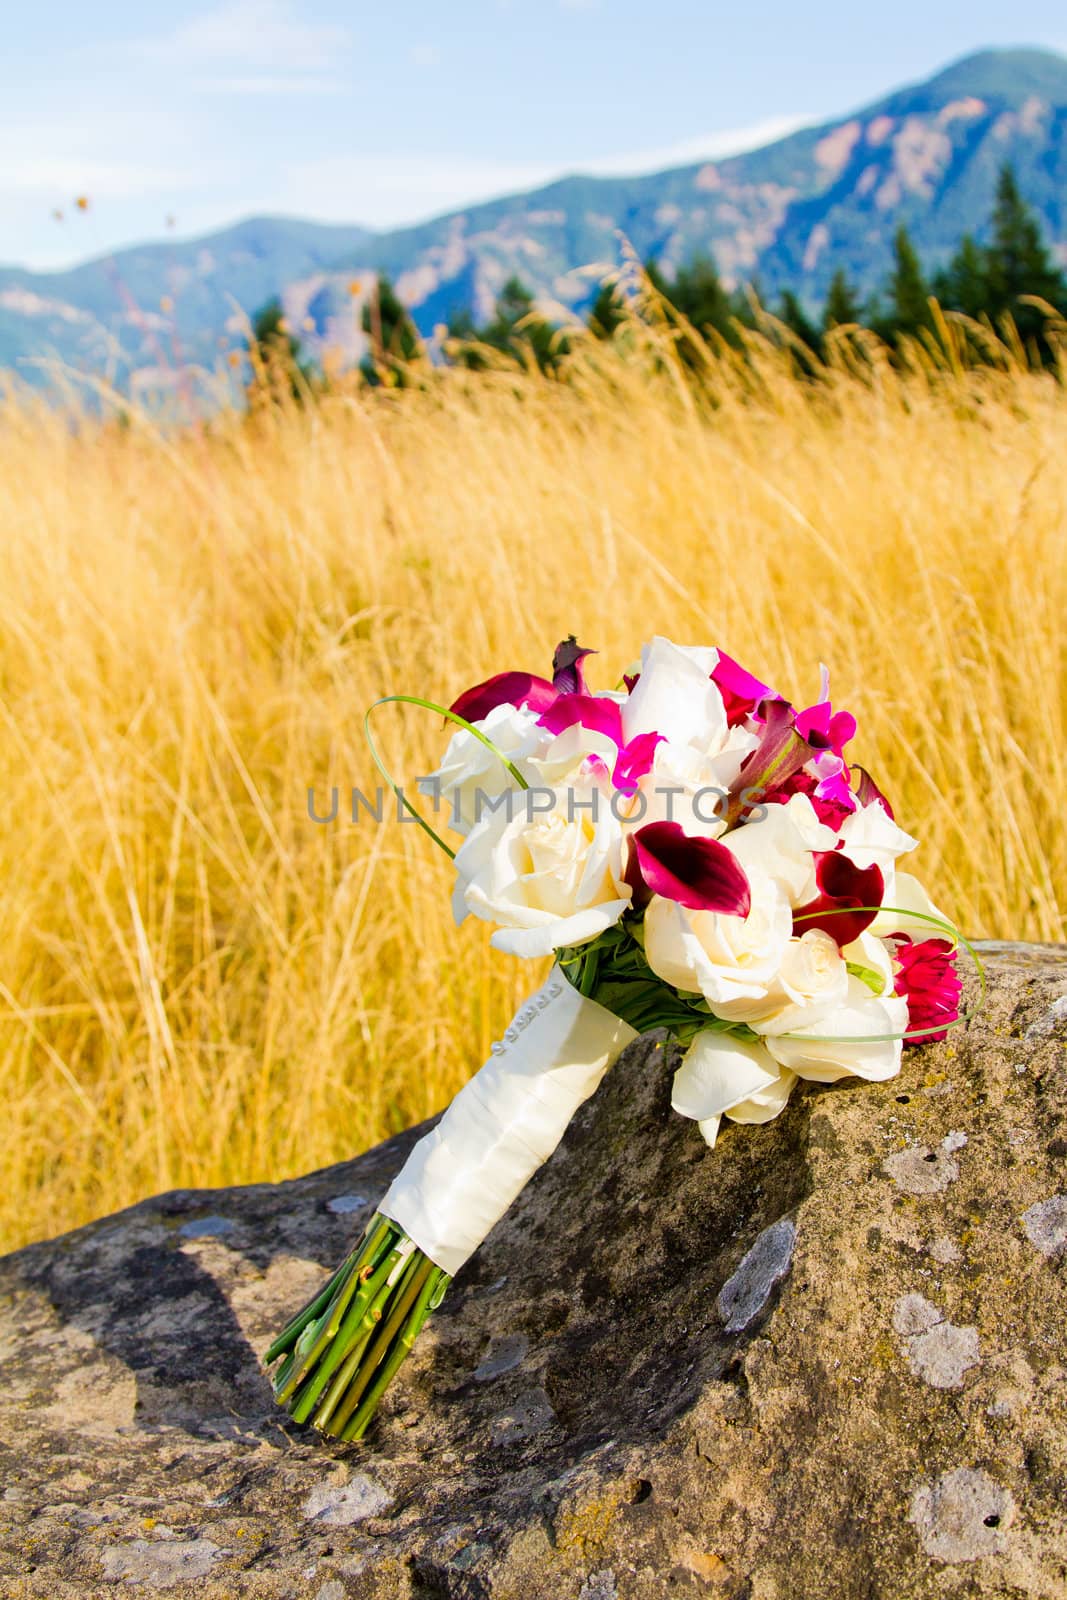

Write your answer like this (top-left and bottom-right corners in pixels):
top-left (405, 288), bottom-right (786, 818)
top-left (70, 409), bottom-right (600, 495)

top-left (0, 153), bottom-right (198, 200)
top-left (580, 115), bottom-right (813, 176)
top-left (410, 42), bottom-right (441, 70)
top-left (193, 74), bottom-right (344, 95)
top-left (274, 115), bottom-right (813, 230)
top-left (137, 0), bottom-right (350, 73)
top-left (274, 153), bottom-right (556, 229)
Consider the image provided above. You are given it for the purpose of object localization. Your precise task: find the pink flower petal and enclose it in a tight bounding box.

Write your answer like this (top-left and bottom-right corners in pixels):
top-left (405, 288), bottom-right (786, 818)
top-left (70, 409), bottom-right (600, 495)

top-left (538, 694), bottom-right (624, 744)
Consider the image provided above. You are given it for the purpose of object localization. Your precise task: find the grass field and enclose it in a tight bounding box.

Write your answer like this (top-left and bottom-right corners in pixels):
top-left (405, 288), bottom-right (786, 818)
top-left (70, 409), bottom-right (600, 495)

top-left (1, 318), bottom-right (1065, 1253)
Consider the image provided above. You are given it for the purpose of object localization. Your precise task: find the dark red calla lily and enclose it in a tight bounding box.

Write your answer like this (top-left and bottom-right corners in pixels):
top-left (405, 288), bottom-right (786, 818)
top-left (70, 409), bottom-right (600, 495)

top-left (792, 851), bottom-right (884, 947)
top-left (552, 635), bottom-right (595, 695)
top-left (626, 821), bottom-right (752, 916)
top-left (449, 636), bottom-right (597, 725)
top-left (852, 764), bottom-right (896, 820)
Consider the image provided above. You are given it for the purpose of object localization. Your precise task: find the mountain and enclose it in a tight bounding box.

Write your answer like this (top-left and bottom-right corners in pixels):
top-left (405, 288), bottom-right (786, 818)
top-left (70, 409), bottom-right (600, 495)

top-left (0, 217), bottom-right (373, 393)
top-left (345, 47), bottom-right (1067, 333)
top-left (2, 48), bottom-right (1066, 393)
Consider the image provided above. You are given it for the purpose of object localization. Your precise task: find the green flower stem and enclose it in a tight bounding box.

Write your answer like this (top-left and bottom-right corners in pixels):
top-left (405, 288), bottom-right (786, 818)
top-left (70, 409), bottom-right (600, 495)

top-left (266, 1211), bottom-right (451, 1442)
top-left (339, 1268), bottom-right (445, 1443)
top-left (266, 1212), bottom-right (393, 1370)
top-left (264, 1256), bottom-right (353, 1367)
top-left (292, 1249), bottom-right (417, 1426)
top-left (320, 1254), bottom-right (436, 1436)
top-left (278, 1239), bottom-right (406, 1408)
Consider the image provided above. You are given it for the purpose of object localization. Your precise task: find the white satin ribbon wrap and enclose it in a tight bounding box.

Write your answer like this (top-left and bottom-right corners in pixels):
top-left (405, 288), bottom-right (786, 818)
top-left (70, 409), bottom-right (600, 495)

top-left (379, 968), bottom-right (638, 1275)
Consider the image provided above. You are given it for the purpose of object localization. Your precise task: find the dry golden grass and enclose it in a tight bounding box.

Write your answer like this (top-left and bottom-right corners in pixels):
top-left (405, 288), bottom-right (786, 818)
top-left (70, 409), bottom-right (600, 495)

top-left (1, 320), bottom-right (1064, 1252)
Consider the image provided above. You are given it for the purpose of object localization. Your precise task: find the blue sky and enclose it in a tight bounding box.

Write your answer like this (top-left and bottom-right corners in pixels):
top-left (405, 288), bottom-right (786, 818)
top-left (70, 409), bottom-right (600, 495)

top-left (5, 1), bottom-right (1067, 270)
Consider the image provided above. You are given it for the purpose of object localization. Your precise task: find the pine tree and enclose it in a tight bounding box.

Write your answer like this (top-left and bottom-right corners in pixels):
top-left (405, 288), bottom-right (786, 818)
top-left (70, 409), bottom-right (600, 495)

top-left (933, 234), bottom-right (990, 321)
top-left (777, 290), bottom-right (820, 351)
top-left (360, 275), bottom-right (421, 385)
top-left (482, 276), bottom-right (562, 371)
top-left (642, 258), bottom-right (673, 300)
top-left (246, 297), bottom-right (310, 404)
top-left (822, 268), bottom-right (862, 331)
top-left (587, 280), bottom-right (626, 338)
top-left (885, 226), bottom-right (932, 340)
top-left (984, 163), bottom-right (1067, 343)
top-left (670, 254), bottom-right (736, 340)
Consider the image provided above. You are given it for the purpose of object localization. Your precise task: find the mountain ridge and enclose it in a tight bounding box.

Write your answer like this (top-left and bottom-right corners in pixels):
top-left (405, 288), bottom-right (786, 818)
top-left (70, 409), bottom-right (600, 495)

top-left (3, 46), bottom-right (1066, 391)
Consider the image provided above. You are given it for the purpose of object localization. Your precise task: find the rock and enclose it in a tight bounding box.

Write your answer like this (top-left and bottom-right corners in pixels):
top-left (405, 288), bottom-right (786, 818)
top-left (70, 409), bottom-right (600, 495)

top-left (302, 1476), bottom-right (392, 1527)
top-left (1, 942), bottom-right (1066, 1599)
top-left (473, 1335), bottom-right (529, 1382)
top-left (716, 1217), bottom-right (795, 1333)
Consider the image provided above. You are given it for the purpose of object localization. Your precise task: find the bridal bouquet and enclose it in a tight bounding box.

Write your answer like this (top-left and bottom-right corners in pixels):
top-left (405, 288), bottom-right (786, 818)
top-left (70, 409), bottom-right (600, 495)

top-left (266, 635), bottom-right (969, 1440)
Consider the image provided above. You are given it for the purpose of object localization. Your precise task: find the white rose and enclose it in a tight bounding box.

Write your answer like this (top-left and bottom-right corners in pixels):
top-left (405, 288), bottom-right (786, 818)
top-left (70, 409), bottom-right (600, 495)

top-left (694, 927), bottom-right (848, 1033)
top-left (626, 724), bottom-right (759, 836)
top-left (622, 636), bottom-right (727, 751)
top-left (774, 927), bottom-right (850, 1010)
top-left (758, 975), bottom-right (907, 1084)
top-left (724, 793), bottom-right (837, 905)
top-left (528, 717), bottom-right (619, 791)
top-left (452, 793), bottom-right (631, 958)
top-left (420, 703), bottom-right (549, 837)
top-left (643, 867), bottom-right (793, 1021)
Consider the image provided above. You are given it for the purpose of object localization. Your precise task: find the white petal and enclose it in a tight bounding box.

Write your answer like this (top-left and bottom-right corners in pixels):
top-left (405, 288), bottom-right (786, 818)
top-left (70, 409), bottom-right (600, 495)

top-left (622, 636), bottom-right (726, 750)
top-left (837, 801), bottom-right (918, 871)
top-left (764, 979), bottom-right (907, 1083)
top-left (842, 929), bottom-right (896, 997)
top-left (724, 1067), bottom-right (799, 1125)
top-left (489, 899), bottom-right (631, 957)
top-left (726, 794), bottom-right (836, 902)
top-left (672, 1030), bottom-right (782, 1121)
top-left (871, 871), bottom-right (954, 941)
top-left (697, 1114), bottom-right (722, 1148)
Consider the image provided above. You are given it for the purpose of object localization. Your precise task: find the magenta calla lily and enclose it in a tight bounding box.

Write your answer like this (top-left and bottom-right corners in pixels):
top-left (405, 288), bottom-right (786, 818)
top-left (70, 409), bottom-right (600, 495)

top-left (792, 851), bottom-right (885, 947)
top-left (449, 671), bottom-right (559, 724)
top-left (626, 821), bottom-right (752, 916)
top-left (450, 636), bottom-right (597, 725)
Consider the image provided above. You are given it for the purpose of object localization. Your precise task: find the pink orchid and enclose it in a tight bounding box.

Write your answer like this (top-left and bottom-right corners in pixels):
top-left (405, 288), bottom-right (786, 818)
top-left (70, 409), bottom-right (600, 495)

top-left (537, 694), bottom-right (664, 795)
top-left (710, 650), bottom-right (776, 728)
